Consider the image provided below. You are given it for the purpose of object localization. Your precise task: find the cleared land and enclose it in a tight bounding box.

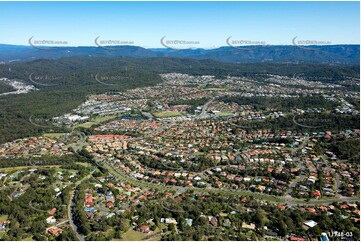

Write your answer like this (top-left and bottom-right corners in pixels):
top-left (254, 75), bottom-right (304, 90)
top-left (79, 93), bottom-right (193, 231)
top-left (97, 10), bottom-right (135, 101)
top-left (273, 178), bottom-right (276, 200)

top-left (43, 133), bottom-right (65, 138)
top-left (214, 112), bottom-right (235, 117)
top-left (204, 87), bottom-right (227, 91)
top-left (0, 214), bottom-right (8, 222)
top-left (75, 115), bottom-right (117, 128)
top-left (76, 122), bottom-right (95, 128)
top-left (91, 115), bottom-right (117, 123)
top-left (120, 229), bottom-right (148, 241)
top-left (152, 110), bottom-right (182, 118)
top-left (0, 165), bottom-right (61, 172)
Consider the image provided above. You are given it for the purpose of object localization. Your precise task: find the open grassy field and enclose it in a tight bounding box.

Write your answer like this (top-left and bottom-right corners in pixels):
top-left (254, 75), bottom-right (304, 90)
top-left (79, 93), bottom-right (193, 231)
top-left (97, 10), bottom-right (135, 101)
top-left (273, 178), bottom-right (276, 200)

top-left (91, 115), bottom-right (118, 123)
top-left (214, 112), bottom-right (235, 117)
top-left (76, 162), bottom-right (92, 167)
top-left (204, 87), bottom-right (228, 91)
top-left (0, 215), bottom-right (9, 239)
top-left (75, 122), bottom-right (96, 128)
top-left (152, 110), bottom-right (182, 118)
top-left (22, 236), bottom-right (34, 241)
top-left (43, 133), bottom-right (65, 138)
top-left (0, 165), bottom-right (61, 172)
top-left (148, 234), bottom-right (162, 241)
top-left (0, 214), bottom-right (8, 223)
top-left (75, 115), bottom-right (118, 128)
top-left (120, 229), bottom-right (148, 241)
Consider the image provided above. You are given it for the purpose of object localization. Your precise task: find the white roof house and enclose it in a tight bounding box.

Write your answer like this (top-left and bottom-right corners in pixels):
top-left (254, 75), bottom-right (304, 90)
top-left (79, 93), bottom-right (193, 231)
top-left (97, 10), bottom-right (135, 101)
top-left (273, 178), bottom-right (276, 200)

top-left (46, 216), bottom-right (56, 224)
top-left (304, 220), bottom-right (318, 228)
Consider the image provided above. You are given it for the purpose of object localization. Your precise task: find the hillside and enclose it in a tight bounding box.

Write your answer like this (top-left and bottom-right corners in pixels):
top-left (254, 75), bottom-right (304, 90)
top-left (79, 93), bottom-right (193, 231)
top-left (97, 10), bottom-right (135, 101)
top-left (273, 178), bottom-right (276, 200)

top-left (0, 44), bottom-right (359, 65)
top-left (0, 57), bottom-right (359, 144)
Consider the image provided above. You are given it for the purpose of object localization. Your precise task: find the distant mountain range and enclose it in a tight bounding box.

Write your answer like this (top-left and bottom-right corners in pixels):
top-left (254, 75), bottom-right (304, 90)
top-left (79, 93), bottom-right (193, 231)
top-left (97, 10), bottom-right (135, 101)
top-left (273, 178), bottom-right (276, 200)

top-left (0, 44), bottom-right (359, 65)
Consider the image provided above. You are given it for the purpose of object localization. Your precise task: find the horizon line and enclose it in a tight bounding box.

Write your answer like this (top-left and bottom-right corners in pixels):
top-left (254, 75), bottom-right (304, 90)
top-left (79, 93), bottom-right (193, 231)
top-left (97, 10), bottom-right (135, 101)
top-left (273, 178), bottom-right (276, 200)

top-left (1, 43), bottom-right (360, 50)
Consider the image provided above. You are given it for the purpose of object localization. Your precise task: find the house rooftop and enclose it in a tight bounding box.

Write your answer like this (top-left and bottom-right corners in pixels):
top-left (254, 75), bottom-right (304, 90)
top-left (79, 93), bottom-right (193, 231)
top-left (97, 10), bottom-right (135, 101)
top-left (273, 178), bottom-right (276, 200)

top-left (304, 220), bottom-right (318, 228)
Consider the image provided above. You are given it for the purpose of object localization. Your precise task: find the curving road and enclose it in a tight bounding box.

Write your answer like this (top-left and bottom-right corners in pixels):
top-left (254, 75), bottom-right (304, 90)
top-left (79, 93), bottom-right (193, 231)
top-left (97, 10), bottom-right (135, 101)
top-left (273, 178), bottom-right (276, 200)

top-left (67, 172), bottom-right (94, 241)
top-left (196, 99), bottom-right (214, 120)
top-left (97, 159), bottom-right (359, 207)
top-left (64, 111), bottom-right (358, 210)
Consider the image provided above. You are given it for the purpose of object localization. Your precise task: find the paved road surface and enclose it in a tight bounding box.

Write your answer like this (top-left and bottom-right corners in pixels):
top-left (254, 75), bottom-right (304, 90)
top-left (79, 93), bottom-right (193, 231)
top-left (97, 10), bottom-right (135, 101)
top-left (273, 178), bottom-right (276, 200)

top-left (99, 160), bottom-right (359, 207)
top-left (67, 172), bottom-right (94, 241)
top-left (196, 99), bottom-right (214, 119)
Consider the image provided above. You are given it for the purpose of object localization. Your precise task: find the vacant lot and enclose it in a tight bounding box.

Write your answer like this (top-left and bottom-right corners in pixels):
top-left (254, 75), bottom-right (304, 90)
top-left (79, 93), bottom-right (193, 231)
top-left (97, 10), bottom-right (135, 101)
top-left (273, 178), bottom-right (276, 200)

top-left (43, 133), bottom-right (65, 138)
top-left (152, 111), bottom-right (182, 118)
top-left (120, 229), bottom-right (148, 241)
top-left (204, 87), bottom-right (227, 91)
top-left (0, 214), bottom-right (8, 223)
top-left (76, 122), bottom-right (96, 128)
top-left (91, 115), bottom-right (117, 123)
top-left (75, 115), bottom-right (117, 128)
top-left (214, 112), bottom-right (235, 117)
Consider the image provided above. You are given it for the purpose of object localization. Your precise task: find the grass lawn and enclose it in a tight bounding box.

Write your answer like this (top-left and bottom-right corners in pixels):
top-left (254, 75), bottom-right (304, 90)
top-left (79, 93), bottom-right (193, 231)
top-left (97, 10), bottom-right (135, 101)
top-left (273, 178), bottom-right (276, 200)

top-left (147, 229), bottom-right (162, 241)
top-left (0, 214), bottom-right (8, 222)
top-left (76, 162), bottom-right (91, 166)
top-left (75, 115), bottom-right (117, 128)
top-left (204, 87), bottom-right (227, 91)
top-left (332, 183), bottom-right (337, 191)
top-left (0, 231), bottom-right (6, 240)
top-left (22, 236), bottom-right (34, 241)
top-left (76, 122), bottom-right (96, 128)
top-left (91, 115), bottom-right (117, 123)
top-left (218, 189), bottom-right (284, 203)
top-left (149, 234), bottom-right (162, 241)
top-left (215, 112), bottom-right (234, 117)
top-left (152, 110), bottom-right (182, 118)
top-left (43, 133), bottom-right (65, 138)
top-left (0, 165), bottom-right (61, 172)
top-left (120, 229), bottom-right (148, 241)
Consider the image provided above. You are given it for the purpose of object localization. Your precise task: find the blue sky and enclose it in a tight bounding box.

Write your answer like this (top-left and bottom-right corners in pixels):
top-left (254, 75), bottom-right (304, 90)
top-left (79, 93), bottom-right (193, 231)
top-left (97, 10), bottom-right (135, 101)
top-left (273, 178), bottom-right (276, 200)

top-left (0, 1), bottom-right (359, 48)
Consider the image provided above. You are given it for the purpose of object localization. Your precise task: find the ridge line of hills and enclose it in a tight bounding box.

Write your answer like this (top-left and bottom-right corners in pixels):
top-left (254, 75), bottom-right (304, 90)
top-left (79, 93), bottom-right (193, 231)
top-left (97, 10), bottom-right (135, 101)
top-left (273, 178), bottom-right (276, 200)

top-left (0, 44), bottom-right (359, 65)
